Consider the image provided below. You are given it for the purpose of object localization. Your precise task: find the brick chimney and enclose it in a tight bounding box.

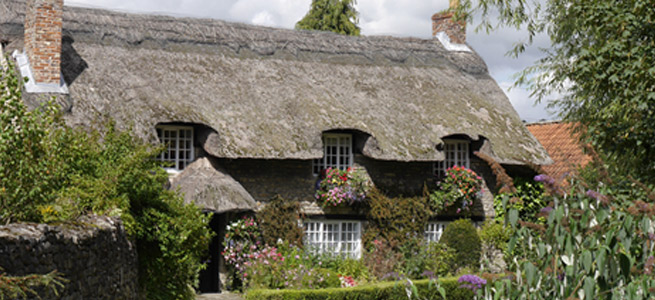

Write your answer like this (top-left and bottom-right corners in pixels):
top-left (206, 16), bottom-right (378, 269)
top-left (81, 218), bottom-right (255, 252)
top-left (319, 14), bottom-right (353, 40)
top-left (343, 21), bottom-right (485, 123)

top-left (432, 0), bottom-right (466, 44)
top-left (24, 0), bottom-right (63, 85)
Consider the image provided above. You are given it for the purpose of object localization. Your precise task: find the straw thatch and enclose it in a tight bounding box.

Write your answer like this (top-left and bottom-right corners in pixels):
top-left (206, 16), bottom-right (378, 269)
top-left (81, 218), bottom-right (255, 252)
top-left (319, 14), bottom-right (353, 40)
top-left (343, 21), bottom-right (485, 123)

top-left (169, 157), bottom-right (256, 213)
top-left (0, 0), bottom-right (551, 165)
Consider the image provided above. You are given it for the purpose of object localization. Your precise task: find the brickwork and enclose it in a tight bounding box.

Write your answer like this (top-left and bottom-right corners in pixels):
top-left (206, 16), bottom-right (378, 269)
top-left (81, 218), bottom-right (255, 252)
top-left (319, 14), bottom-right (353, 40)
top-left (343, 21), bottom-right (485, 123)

top-left (432, 11), bottom-right (466, 44)
top-left (24, 0), bottom-right (62, 85)
top-left (217, 155), bottom-right (496, 219)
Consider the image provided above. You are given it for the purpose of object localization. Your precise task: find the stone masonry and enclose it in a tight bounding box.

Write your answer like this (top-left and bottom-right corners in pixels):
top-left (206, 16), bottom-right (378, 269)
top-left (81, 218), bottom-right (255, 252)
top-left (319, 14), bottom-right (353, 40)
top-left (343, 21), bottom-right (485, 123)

top-left (0, 215), bottom-right (138, 299)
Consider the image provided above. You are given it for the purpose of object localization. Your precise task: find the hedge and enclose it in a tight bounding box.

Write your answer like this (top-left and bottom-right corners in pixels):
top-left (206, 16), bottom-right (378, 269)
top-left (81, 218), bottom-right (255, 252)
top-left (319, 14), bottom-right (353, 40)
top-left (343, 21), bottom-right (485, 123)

top-left (245, 277), bottom-right (475, 300)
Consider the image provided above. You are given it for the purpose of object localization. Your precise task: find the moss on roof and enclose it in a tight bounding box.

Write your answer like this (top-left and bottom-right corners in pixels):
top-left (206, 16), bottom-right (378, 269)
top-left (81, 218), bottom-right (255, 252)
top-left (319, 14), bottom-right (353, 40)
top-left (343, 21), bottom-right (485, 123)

top-left (1, 0), bottom-right (551, 165)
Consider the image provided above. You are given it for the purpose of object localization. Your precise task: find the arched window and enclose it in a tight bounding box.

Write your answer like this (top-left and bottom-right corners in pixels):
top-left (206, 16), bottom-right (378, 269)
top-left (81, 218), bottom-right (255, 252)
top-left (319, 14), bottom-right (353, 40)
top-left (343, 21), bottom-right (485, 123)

top-left (434, 139), bottom-right (470, 176)
top-left (156, 125), bottom-right (194, 172)
top-left (312, 133), bottom-right (353, 175)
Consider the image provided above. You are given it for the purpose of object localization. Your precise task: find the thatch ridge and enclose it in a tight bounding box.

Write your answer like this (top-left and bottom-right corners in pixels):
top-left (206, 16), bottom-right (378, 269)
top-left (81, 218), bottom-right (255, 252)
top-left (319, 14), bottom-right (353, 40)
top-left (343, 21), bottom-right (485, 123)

top-left (0, 0), bottom-right (551, 165)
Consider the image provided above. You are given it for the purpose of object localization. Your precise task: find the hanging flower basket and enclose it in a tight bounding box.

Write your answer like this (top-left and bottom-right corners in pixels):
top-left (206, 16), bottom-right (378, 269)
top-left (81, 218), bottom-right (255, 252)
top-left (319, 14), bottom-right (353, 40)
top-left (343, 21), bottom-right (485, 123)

top-left (315, 167), bottom-right (370, 207)
top-left (429, 166), bottom-right (483, 214)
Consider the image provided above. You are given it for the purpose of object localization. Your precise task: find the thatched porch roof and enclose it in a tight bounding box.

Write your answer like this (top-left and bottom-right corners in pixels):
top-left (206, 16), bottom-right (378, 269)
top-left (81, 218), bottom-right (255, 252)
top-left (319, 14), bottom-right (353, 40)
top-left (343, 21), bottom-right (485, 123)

top-left (169, 157), bottom-right (256, 213)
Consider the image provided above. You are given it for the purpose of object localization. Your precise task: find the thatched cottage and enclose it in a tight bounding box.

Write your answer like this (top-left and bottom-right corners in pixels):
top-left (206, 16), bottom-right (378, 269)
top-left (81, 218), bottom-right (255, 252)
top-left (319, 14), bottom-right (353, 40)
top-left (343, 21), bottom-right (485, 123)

top-left (1, 0), bottom-right (551, 292)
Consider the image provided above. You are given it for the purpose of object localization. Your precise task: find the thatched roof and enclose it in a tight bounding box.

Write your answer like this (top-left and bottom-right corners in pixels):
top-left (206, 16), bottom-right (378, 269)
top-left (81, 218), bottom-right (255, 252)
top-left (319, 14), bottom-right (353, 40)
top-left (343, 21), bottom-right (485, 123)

top-left (1, 0), bottom-right (551, 165)
top-left (169, 157), bottom-right (256, 213)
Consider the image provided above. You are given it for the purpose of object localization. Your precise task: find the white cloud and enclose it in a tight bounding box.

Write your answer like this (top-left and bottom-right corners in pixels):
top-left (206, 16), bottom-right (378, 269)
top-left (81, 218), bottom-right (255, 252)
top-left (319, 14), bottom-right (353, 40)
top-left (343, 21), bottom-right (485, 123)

top-left (499, 81), bottom-right (555, 122)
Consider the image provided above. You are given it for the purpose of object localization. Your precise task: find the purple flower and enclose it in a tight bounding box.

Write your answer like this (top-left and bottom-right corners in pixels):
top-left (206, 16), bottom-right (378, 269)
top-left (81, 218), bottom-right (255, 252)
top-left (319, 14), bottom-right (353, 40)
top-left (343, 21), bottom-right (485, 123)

top-left (540, 206), bottom-right (553, 213)
top-left (458, 274), bottom-right (487, 291)
top-left (585, 189), bottom-right (609, 204)
top-left (534, 174), bottom-right (555, 185)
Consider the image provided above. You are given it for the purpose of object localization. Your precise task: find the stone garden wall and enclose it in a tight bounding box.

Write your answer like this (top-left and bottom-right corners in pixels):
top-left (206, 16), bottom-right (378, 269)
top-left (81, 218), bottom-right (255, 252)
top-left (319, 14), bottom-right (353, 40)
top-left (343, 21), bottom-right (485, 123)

top-left (0, 215), bottom-right (138, 299)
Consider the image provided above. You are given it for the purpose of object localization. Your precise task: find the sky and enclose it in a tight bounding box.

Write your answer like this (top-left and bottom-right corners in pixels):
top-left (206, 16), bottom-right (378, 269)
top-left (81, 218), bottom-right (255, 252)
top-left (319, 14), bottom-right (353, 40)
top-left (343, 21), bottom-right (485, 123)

top-left (64, 0), bottom-right (557, 122)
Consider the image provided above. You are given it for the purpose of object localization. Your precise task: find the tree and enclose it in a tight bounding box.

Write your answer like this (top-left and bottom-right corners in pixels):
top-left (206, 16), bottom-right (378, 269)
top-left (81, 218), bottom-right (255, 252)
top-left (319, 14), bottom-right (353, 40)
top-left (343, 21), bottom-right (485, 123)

top-left (296, 0), bottom-right (360, 36)
top-left (0, 58), bottom-right (211, 299)
top-left (460, 0), bottom-right (655, 184)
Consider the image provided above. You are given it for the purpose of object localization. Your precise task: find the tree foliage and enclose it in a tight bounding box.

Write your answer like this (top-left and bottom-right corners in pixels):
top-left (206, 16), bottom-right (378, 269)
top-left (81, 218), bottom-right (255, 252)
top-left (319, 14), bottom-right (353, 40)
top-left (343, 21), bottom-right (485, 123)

top-left (0, 59), bottom-right (211, 299)
top-left (461, 0), bottom-right (655, 183)
top-left (296, 0), bottom-right (360, 36)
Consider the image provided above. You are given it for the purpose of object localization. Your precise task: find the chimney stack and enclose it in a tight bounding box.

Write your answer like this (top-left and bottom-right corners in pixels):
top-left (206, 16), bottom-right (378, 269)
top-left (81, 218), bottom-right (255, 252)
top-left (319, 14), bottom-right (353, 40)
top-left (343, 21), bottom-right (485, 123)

top-left (432, 0), bottom-right (466, 44)
top-left (24, 0), bottom-right (63, 85)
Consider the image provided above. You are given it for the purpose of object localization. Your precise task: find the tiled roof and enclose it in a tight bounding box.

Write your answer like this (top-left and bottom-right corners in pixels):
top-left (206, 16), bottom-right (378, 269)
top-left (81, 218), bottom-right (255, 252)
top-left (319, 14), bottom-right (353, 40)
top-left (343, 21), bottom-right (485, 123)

top-left (527, 121), bottom-right (592, 183)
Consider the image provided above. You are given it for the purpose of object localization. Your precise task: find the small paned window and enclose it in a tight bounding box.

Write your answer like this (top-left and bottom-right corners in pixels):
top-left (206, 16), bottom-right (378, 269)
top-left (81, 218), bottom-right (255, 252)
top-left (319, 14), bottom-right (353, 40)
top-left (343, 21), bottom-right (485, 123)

top-left (313, 134), bottom-right (353, 175)
top-left (303, 220), bottom-right (362, 259)
top-left (424, 221), bottom-right (450, 243)
top-left (156, 126), bottom-right (194, 172)
top-left (434, 140), bottom-right (470, 176)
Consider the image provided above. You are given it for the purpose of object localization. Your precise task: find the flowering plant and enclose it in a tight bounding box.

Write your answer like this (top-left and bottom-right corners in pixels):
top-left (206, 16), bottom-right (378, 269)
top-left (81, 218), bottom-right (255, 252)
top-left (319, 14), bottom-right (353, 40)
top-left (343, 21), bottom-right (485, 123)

top-left (458, 274), bottom-right (487, 292)
top-left (225, 216), bottom-right (260, 242)
top-left (315, 167), bottom-right (370, 207)
top-left (338, 274), bottom-right (357, 287)
top-left (430, 166), bottom-right (483, 213)
top-left (222, 216), bottom-right (262, 288)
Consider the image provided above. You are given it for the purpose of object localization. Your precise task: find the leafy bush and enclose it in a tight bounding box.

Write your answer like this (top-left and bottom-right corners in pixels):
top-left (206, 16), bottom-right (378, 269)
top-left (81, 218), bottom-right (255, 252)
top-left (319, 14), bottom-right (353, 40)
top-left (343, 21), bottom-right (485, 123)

top-left (493, 178), bottom-right (546, 223)
top-left (398, 239), bottom-right (457, 279)
top-left (482, 166), bottom-right (655, 298)
top-left (0, 60), bottom-right (211, 300)
top-left (430, 166), bottom-right (484, 214)
top-left (245, 277), bottom-right (474, 300)
top-left (363, 188), bottom-right (431, 250)
top-left (257, 195), bottom-right (303, 246)
top-left (440, 219), bottom-right (481, 271)
top-left (478, 220), bottom-right (510, 253)
top-left (361, 239), bottom-right (403, 281)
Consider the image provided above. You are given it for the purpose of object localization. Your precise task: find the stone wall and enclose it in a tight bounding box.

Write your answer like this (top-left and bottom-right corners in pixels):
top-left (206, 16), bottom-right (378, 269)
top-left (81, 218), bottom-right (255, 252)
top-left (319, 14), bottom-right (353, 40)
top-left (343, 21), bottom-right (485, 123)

top-left (0, 215), bottom-right (138, 299)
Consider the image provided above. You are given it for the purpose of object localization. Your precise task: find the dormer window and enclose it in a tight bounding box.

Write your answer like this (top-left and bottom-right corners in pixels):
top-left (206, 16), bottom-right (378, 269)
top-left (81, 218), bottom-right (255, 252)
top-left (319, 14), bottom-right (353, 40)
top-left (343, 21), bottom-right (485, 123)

top-left (156, 125), bottom-right (194, 172)
top-left (434, 140), bottom-right (470, 176)
top-left (313, 133), bottom-right (353, 175)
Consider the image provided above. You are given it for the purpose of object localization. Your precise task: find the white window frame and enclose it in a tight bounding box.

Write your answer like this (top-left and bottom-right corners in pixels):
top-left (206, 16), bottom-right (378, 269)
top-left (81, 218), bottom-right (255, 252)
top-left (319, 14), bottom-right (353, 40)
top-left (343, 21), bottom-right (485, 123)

top-left (303, 220), bottom-right (362, 259)
top-left (156, 125), bottom-right (194, 172)
top-left (424, 221), bottom-right (450, 243)
top-left (434, 140), bottom-right (470, 176)
top-left (313, 133), bottom-right (353, 176)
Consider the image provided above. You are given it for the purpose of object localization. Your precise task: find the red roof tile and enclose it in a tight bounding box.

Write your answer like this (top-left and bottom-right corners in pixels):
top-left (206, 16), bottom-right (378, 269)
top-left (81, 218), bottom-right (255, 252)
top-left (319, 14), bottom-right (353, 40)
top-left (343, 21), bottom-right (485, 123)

top-left (527, 121), bottom-right (592, 183)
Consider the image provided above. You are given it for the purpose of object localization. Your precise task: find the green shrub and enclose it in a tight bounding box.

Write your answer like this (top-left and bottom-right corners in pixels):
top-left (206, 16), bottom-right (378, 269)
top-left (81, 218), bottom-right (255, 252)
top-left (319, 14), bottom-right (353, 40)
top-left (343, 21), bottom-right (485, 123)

top-left (493, 178), bottom-right (546, 224)
top-left (363, 188), bottom-right (431, 250)
top-left (440, 219), bottom-right (481, 271)
top-left (478, 220), bottom-right (510, 253)
top-left (397, 238), bottom-right (456, 279)
top-left (244, 277), bottom-right (474, 300)
top-left (257, 195), bottom-right (303, 246)
top-left (0, 60), bottom-right (211, 300)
